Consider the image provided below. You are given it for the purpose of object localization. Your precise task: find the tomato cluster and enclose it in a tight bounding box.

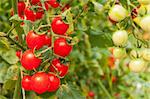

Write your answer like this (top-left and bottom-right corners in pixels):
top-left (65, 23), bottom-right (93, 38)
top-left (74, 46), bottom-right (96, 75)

top-left (14, 0), bottom-right (74, 94)
top-left (108, 1), bottom-right (150, 73)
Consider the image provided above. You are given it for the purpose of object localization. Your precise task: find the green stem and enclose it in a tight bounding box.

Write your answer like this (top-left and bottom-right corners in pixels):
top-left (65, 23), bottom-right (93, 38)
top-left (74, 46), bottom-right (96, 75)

top-left (6, 36), bottom-right (26, 51)
top-left (98, 80), bottom-right (113, 99)
top-left (7, 22), bottom-right (21, 36)
top-left (11, 0), bottom-right (18, 14)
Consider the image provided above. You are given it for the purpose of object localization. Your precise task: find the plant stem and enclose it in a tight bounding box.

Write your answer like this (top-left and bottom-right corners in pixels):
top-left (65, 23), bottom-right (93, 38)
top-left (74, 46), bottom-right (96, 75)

top-left (6, 36), bottom-right (26, 51)
top-left (98, 80), bottom-right (113, 99)
top-left (7, 22), bottom-right (21, 36)
top-left (11, 0), bottom-right (17, 14)
top-left (21, 70), bottom-right (26, 99)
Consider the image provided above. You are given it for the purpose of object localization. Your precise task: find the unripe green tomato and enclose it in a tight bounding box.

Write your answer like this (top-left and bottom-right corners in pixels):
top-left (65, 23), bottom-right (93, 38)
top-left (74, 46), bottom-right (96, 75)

top-left (138, 0), bottom-right (150, 5)
top-left (130, 49), bottom-right (142, 59)
top-left (112, 30), bottom-right (128, 46)
top-left (140, 15), bottom-right (150, 32)
top-left (113, 48), bottom-right (126, 59)
top-left (108, 5), bottom-right (128, 22)
top-left (142, 49), bottom-right (150, 61)
top-left (129, 59), bottom-right (146, 72)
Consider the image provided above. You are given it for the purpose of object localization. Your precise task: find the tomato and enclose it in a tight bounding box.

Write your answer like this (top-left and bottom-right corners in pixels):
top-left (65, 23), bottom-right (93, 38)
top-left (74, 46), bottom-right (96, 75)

top-left (54, 38), bottom-right (72, 57)
top-left (44, 35), bottom-right (52, 46)
top-left (18, 2), bottom-right (25, 16)
top-left (108, 4), bottom-right (128, 22)
top-left (51, 17), bottom-right (69, 35)
top-left (21, 75), bottom-right (32, 91)
top-left (138, 0), bottom-right (150, 5)
top-left (16, 50), bottom-right (22, 58)
top-left (21, 50), bottom-right (41, 70)
top-left (50, 58), bottom-right (68, 77)
top-left (111, 76), bottom-right (117, 83)
top-left (26, 31), bottom-right (46, 50)
top-left (31, 0), bottom-right (40, 5)
top-left (35, 11), bottom-right (44, 20)
top-left (113, 47), bottom-right (126, 59)
top-left (142, 49), bottom-right (150, 61)
top-left (24, 7), bottom-right (36, 22)
top-left (108, 17), bottom-right (117, 24)
top-left (130, 49), bottom-right (142, 59)
top-left (129, 59), bottom-right (146, 72)
top-left (47, 73), bottom-right (60, 92)
top-left (88, 91), bottom-right (95, 97)
top-left (47, 0), bottom-right (60, 8)
top-left (31, 72), bottom-right (50, 94)
top-left (112, 30), bottom-right (128, 46)
top-left (140, 15), bottom-right (150, 32)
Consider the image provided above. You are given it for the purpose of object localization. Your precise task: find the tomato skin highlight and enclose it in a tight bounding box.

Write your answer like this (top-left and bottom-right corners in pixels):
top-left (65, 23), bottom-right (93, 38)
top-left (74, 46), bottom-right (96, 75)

top-left (22, 75), bottom-right (32, 91)
top-left (31, 72), bottom-right (50, 94)
top-left (21, 50), bottom-right (41, 70)
top-left (50, 58), bottom-right (69, 77)
top-left (54, 38), bottom-right (72, 57)
top-left (47, 73), bottom-right (60, 92)
top-left (51, 17), bottom-right (69, 35)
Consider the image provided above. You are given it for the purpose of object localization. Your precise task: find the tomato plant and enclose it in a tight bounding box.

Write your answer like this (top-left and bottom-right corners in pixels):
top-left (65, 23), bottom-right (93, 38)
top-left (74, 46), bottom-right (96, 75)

top-left (0, 0), bottom-right (150, 99)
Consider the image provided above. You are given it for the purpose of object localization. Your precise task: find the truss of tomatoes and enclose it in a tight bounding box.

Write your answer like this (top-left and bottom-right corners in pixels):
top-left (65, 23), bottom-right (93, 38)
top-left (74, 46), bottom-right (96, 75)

top-left (15, 0), bottom-right (73, 94)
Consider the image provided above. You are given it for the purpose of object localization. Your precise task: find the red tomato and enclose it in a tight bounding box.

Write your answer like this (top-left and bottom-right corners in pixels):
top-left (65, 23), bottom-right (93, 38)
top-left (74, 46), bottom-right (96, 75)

top-left (54, 38), bottom-right (72, 57)
top-left (111, 76), bottom-right (117, 83)
top-left (35, 11), bottom-right (44, 20)
top-left (21, 50), bottom-right (41, 70)
top-left (47, 0), bottom-right (60, 8)
top-left (16, 50), bottom-right (22, 58)
top-left (47, 73), bottom-right (60, 92)
top-left (44, 35), bottom-right (52, 46)
top-left (24, 7), bottom-right (36, 21)
top-left (108, 55), bottom-right (116, 69)
top-left (31, 0), bottom-right (40, 5)
top-left (50, 58), bottom-right (68, 77)
top-left (21, 75), bottom-right (32, 91)
top-left (18, 1), bottom-right (25, 16)
top-left (31, 72), bottom-right (50, 94)
top-left (51, 17), bottom-right (69, 35)
top-left (26, 31), bottom-right (46, 50)
top-left (88, 91), bottom-right (95, 97)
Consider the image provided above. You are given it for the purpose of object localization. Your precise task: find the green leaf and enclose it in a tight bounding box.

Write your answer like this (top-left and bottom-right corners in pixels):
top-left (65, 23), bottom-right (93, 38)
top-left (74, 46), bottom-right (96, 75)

top-left (0, 95), bottom-right (7, 99)
top-left (0, 48), bottom-right (19, 64)
top-left (56, 83), bottom-right (85, 99)
top-left (9, 15), bottom-right (22, 22)
top-left (3, 79), bottom-right (16, 91)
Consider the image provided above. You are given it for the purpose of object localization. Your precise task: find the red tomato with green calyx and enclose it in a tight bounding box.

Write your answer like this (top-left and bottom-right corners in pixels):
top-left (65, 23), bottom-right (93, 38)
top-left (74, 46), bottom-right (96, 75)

top-left (50, 58), bottom-right (68, 77)
top-left (54, 38), bottom-right (72, 57)
top-left (24, 7), bottom-right (36, 21)
top-left (47, 73), bottom-right (60, 92)
top-left (47, 0), bottom-right (60, 8)
top-left (21, 50), bottom-right (41, 70)
top-left (21, 75), bottom-right (32, 91)
top-left (31, 72), bottom-right (50, 94)
top-left (51, 17), bottom-right (69, 35)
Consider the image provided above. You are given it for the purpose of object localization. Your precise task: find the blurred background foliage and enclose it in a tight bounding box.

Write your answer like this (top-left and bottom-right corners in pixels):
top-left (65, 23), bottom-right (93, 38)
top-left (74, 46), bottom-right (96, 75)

top-left (0, 0), bottom-right (150, 99)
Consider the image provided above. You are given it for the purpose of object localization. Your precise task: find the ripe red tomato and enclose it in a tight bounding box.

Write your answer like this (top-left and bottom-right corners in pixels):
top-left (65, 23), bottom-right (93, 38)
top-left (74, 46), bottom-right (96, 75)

top-left (26, 31), bottom-right (46, 49)
top-left (108, 55), bottom-right (116, 69)
top-left (35, 11), bottom-right (44, 20)
top-left (51, 17), bottom-right (69, 35)
top-left (54, 38), bottom-right (72, 57)
top-left (21, 50), bottom-right (41, 70)
top-left (88, 91), bottom-right (95, 97)
top-left (16, 50), bottom-right (22, 58)
top-left (47, 73), bottom-right (60, 92)
top-left (31, 0), bottom-right (40, 5)
top-left (50, 58), bottom-right (68, 77)
top-left (21, 75), bottom-right (32, 91)
top-left (24, 7), bottom-right (36, 21)
top-left (47, 0), bottom-right (60, 8)
top-left (44, 35), bottom-right (52, 46)
top-left (18, 1), bottom-right (25, 16)
top-left (31, 72), bottom-right (50, 94)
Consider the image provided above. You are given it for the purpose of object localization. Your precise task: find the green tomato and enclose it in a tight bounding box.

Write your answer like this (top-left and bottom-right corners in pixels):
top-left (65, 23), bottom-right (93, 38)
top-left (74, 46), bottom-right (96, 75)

top-left (142, 49), bottom-right (150, 61)
top-left (129, 59), bottom-right (146, 73)
top-left (112, 30), bottom-right (128, 46)
top-left (140, 15), bottom-right (150, 32)
top-left (113, 47), bottom-right (126, 59)
top-left (109, 5), bottom-right (128, 22)
top-left (130, 49), bottom-right (142, 59)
